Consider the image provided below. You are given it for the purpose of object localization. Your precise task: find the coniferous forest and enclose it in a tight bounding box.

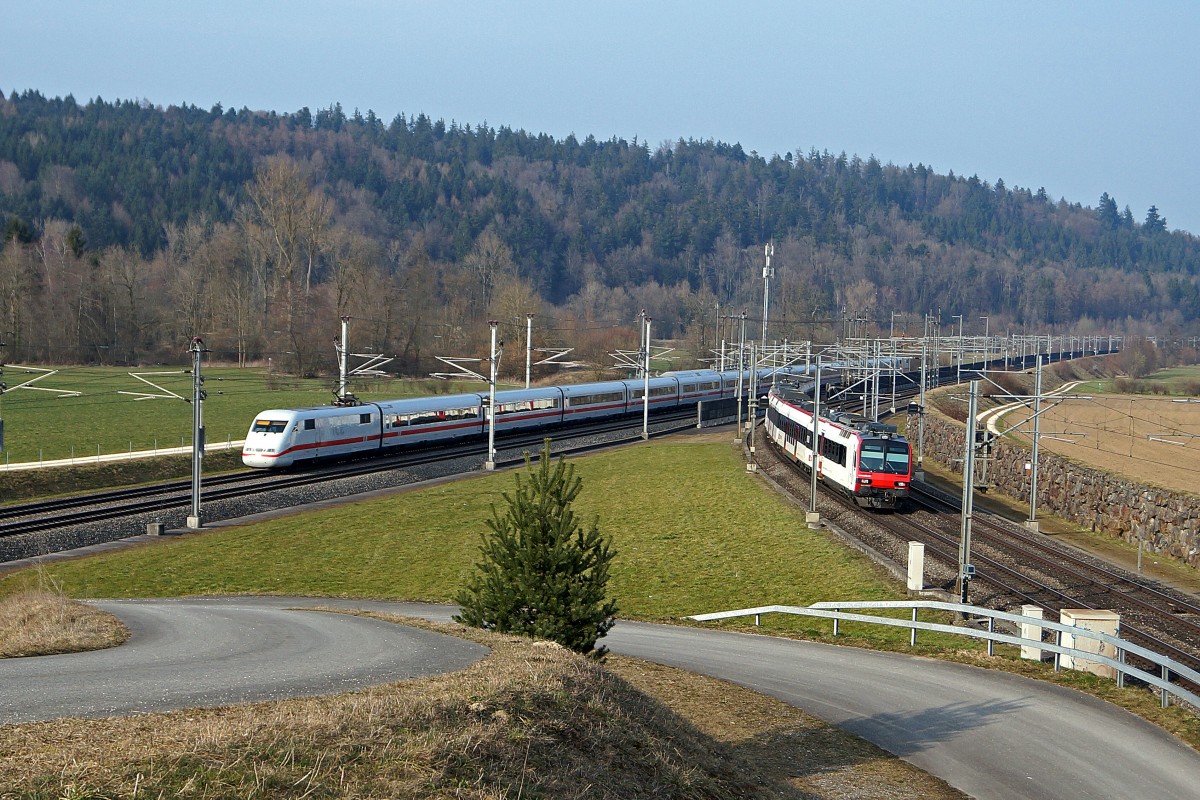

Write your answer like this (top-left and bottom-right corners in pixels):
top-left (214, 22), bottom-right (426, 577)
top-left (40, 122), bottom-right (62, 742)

top-left (1, 89), bottom-right (1197, 376)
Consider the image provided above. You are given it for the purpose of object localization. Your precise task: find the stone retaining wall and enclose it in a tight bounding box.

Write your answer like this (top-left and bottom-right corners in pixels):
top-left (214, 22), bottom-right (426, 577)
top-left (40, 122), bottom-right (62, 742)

top-left (916, 412), bottom-right (1200, 568)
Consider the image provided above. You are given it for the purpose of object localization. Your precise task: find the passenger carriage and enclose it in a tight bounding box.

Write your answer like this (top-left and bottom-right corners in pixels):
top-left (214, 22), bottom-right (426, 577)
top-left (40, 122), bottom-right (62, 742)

top-left (627, 375), bottom-right (681, 410)
top-left (665, 370), bottom-right (726, 404)
top-left (377, 394), bottom-right (486, 447)
top-left (560, 381), bottom-right (630, 420)
top-left (487, 387), bottom-right (566, 431)
top-left (765, 381), bottom-right (912, 510)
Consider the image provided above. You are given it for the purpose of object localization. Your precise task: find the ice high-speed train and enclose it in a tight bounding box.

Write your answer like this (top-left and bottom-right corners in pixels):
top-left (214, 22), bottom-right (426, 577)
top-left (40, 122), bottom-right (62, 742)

top-left (764, 378), bottom-right (912, 509)
top-left (242, 366), bottom-right (819, 469)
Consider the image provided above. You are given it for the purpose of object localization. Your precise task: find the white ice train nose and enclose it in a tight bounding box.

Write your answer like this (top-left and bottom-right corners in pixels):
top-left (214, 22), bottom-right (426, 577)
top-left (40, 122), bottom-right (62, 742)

top-left (241, 449), bottom-right (279, 468)
top-left (241, 433), bottom-right (294, 468)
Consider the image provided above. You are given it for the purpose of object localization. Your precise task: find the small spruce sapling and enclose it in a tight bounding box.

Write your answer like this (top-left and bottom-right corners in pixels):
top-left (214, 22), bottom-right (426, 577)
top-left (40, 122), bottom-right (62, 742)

top-left (455, 439), bottom-right (618, 656)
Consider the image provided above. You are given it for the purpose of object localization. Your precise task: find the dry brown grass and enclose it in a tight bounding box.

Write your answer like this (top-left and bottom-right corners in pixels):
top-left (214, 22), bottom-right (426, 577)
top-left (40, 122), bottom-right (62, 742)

top-left (1003, 395), bottom-right (1200, 496)
top-left (0, 616), bottom-right (966, 800)
top-left (0, 590), bottom-right (127, 658)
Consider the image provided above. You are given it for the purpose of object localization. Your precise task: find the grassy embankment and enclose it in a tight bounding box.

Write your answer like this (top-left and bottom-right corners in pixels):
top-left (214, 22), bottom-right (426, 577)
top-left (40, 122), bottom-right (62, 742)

top-left (3, 441), bottom-right (935, 643)
top-left (3, 438), bottom-right (1198, 796)
top-left (0, 439), bottom-right (983, 799)
top-left (1069, 364), bottom-right (1200, 396)
top-left (1, 618), bottom-right (971, 800)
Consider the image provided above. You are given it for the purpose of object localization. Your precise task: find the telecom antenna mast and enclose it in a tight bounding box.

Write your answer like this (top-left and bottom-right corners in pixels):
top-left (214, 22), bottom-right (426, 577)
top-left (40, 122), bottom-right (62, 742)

top-left (762, 242), bottom-right (774, 349)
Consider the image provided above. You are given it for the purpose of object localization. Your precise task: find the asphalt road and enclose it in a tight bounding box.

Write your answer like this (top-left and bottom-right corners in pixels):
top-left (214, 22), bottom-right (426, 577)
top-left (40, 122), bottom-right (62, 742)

top-left (3, 597), bottom-right (1199, 800)
top-left (0, 598), bottom-right (485, 724)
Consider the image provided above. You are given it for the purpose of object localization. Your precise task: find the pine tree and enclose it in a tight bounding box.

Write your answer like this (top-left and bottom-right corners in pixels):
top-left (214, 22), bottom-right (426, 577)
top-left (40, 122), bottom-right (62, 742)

top-left (1144, 205), bottom-right (1167, 233)
top-left (455, 439), bottom-right (618, 656)
top-left (1096, 192), bottom-right (1120, 230)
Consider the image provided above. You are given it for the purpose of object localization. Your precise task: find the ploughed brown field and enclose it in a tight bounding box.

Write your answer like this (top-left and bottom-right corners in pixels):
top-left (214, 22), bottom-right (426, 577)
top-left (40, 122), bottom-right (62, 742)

top-left (1003, 395), bottom-right (1200, 496)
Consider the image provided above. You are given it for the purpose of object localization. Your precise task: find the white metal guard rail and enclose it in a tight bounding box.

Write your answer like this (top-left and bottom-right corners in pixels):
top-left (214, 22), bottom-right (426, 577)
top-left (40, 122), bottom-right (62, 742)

top-left (689, 600), bottom-right (1200, 709)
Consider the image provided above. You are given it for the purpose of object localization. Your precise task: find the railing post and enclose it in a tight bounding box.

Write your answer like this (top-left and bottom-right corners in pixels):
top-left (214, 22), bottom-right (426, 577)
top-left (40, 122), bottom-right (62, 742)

top-left (987, 617), bottom-right (995, 657)
top-left (1162, 666), bottom-right (1170, 708)
top-left (1054, 631), bottom-right (1061, 672)
top-left (1117, 648), bottom-right (1126, 688)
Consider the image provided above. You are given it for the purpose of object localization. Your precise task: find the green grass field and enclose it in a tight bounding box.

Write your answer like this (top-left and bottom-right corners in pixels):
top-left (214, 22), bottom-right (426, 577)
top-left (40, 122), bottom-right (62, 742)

top-left (1071, 364), bottom-right (1200, 396)
top-left (0, 364), bottom-right (494, 463)
top-left (0, 440), bottom-right (961, 648)
top-left (8, 435), bottom-right (1199, 750)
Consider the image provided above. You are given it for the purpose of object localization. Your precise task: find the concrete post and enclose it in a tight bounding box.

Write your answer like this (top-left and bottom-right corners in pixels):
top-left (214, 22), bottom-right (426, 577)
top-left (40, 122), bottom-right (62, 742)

top-left (906, 541), bottom-right (925, 591)
top-left (1020, 605), bottom-right (1045, 661)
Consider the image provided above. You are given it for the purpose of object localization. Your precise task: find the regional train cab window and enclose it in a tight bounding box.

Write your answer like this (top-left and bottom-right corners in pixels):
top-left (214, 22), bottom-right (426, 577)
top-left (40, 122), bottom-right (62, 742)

top-left (859, 441), bottom-right (886, 471)
top-left (884, 443), bottom-right (911, 473)
top-left (252, 419), bottom-right (288, 433)
top-left (860, 441), bottom-right (909, 473)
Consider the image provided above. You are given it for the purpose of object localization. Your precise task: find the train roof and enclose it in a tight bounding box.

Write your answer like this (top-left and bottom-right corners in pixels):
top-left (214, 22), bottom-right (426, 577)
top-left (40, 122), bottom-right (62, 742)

top-left (770, 379), bottom-right (817, 404)
top-left (769, 383), bottom-right (902, 437)
top-left (375, 393), bottom-right (484, 411)
top-left (559, 380), bottom-right (628, 394)
top-left (662, 369), bottom-right (723, 380)
top-left (492, 386), bottom-right (565, 402)
top-left (253, 392), bottom-right (486, 418)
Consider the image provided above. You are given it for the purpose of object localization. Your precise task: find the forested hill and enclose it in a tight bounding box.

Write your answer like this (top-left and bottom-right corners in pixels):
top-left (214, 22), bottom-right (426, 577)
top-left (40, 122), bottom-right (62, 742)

top-left (0, 89), bottom-right (1197, 370)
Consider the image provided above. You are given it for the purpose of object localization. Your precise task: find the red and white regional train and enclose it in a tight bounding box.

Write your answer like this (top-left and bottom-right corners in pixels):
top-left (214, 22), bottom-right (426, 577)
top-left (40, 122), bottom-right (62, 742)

top-left (765, 379), bottom-right (912, 509)
top-left (242, 367), bottom-right (817, 469)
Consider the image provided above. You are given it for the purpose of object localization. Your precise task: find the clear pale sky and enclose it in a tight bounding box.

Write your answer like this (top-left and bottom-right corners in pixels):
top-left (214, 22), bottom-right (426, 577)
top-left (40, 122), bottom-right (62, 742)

top-left (3, 1), bottom-right (1197, 234)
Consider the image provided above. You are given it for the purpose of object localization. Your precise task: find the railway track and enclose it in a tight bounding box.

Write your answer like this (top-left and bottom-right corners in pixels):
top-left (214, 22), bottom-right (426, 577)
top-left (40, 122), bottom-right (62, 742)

top-left (904, 483), bottom-right (1200, 669)
top-left (0, 409), bottom-right (700, 562)
top-left (754, 420), bottom-right (1200, 691)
